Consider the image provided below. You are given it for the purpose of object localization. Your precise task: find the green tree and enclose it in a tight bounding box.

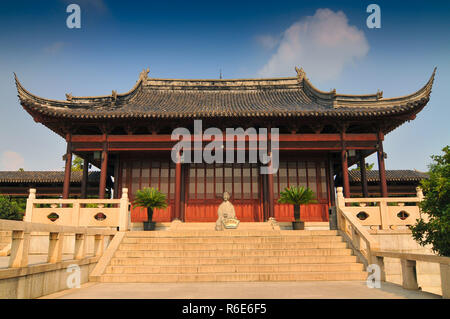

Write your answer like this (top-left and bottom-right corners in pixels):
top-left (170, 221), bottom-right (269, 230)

top-left (133, 187), bottom-right (168, 222)
top-left (72, 156), bottom-right (84, 172)
top-left (0, 195), bottom-right (24, 220)
top-left (410, 146), bottom-right (450, 256)
top-left (278, 186), bottom-right (317, 222)
top-left (351, 162), bottom-right (374, 172)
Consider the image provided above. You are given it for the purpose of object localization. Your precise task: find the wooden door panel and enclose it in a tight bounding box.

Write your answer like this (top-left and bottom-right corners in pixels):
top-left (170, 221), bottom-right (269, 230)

top-left (184, 201), bottom-right (262, 222)
top-left (235, 202), bottom-right (263, 222)
top-left (130, 204), bottom-right (173, 222)
top-left (274, 203), bottom-right (329, 222)
top-left (184, 202), bottom-right (219, 222)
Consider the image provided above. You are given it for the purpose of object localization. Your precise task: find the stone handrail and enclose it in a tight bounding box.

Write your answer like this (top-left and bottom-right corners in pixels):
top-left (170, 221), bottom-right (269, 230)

top-left (24, 188), bottom-right (130, 231)
top-left (371, 250), bottom-right (450, 298)
top-left (336, 187), bottom-right (380, 264)
top-left (335, 187), bottom-right (425, 230)
top-left (0, 219), bottom-right (116, 268)
top-left (336, 187), bottom-right (449, 298)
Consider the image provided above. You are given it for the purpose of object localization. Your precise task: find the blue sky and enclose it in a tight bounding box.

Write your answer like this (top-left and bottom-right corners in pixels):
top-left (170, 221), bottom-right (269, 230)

top-left (0, 0), bottom-right (449, 171)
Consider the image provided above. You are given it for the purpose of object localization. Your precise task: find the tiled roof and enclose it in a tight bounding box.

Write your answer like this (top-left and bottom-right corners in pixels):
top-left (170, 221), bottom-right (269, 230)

top-left (348, 170), bottom-right (429, 183)
top-left (0, 171), bottom-right (100, 184)
top-left (15, 67), bottom-right (435, 120)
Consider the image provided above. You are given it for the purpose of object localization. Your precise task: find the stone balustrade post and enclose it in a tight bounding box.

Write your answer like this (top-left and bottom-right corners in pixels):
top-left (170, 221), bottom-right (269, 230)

top-left (118, 188), bottom-right (129, 231)
top-left (401, 259), bottom-right (419, 290)
top-left (24, 188), bottom-right (36, 223)
top-left (416, 186), bottom-right (424, 201)
top-left (440, 263), bottom-right (450, 299)
top-left (9, 230), bottom-right (31, 268)
top-left (374, 256), bottom-right (386, 282)
top-left (336, 187), bottom-right (344, 230)
top-left (352, 228), bottom-right (361, 251)
top-left (379, 199), bottom-right (389, 230)
top-left (416, 187), bottom-right (429, 222)
top-left (48, 232), bottom-right (65, 263)
top-left (94, 234), bottom-right (104, 257)
top-left (72, 202), bottom-right (81, 226)
top-left (336, 187), bottom-right (345, 209)
top-left (74, 233), bottom-right (87, 260)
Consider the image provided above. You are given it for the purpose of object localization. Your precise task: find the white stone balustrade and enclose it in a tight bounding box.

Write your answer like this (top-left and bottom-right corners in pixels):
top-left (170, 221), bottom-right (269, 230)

top-left (336, 186), bottom-right (425, 231)
top-left (336, 186), bottom-right (449, 298)
top-left (0, 219), bottom-right (116, 269)
top-left (0, 219), bottom-right (118, 298)
top-left (24, 188), bottom-right (130, 231)
top-left (372, 250), bottom-right (450, 299)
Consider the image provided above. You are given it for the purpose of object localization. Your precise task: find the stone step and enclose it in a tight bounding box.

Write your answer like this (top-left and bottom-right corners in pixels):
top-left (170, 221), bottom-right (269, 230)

top-left (95, 230), bottom-right (365, 283)
top-left (114, 248), bottom-right (353, 258)
top-left (122, 235), bottom-right (344, 244)
top-left (172, 222), bottom-right (330, 231)
top-left (118, 241), bottom-right (348, 251)
top-left (174, 222), bottom-right (274, 230)
top-left (105, 263), bottom-right (365, 274)
top-left (97, 271), bottom-right (368, 283)
top-left (125, 230), bottom-right (339, 238)
top-left (110, 255), bottom-right (359, 266)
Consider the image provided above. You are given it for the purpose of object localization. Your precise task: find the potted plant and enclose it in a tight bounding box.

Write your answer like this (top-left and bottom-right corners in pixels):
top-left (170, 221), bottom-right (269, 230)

top-left (278, 186), bottom-right (317, 230)
top-left (133, 187), bottom-right (168, 231)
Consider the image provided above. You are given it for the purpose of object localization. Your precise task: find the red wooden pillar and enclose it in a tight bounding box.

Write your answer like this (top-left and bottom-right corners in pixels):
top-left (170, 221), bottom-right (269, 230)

top-left (80, 158), bottom-right (89, 199)
top-left (340, 131), bottom-right (350, 198)
top-left (377, 132), bottom-right (388, 197)
top-left (99, 140), bottom-right (108, 199)
top-left (359, 153), bottom-right (369, 198)
top-left (341, 150), bottom-right (350, 198)
top-left (267, 153), bottom-right (275, 218)
top-left (174, 152), bottom-right (182, 221)
top-left (62, 134), bottom-right (72, 199)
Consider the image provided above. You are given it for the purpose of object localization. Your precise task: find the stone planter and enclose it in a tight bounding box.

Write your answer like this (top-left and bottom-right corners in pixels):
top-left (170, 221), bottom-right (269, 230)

top-left (143, 221), bottom-right (156, 231)
top-left (292, 221), bottom-right (305, 230)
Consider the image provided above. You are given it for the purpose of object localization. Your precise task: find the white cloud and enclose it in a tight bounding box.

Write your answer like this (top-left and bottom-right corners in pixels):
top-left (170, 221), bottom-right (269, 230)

top-left (255, 35), bottom-right (280, 50)
top-left (43, 42), bottom-right (65, 55)
top-left (258, 8), bottom-right (369, 82)
top-left (0, 151), bottom-right (25, 171)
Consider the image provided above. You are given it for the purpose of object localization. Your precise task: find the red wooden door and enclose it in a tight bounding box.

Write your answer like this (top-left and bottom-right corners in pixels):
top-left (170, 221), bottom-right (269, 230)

top-left (184, 163), bottom-right (262, 222)
top-left (273, 160), bottom-right (330, 222)
top-left (120, 158), bottom-right (174, 222)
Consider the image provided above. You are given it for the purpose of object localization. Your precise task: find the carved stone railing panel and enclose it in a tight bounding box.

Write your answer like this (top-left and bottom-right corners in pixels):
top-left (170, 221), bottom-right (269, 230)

top-left (0, 219), bottom-right (117, 269)
top-left (336, 187), bottom-right (424, 230)
top-left (23, 188), bottom-right (130, 231)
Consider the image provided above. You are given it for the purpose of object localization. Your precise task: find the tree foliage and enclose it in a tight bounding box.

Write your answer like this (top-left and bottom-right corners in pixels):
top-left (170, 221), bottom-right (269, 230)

top-left (0, 195), bottom-right (24, 221)
top-left (71, 156), bottom-right (84, 172)
top-left (410, 146), bottom-right (450, 256)
top-left (351, 162), bottom-right (374, 171)
top-left (278, 186), bottom-right (317, 221)
top-left (133, 187), bottom-right (168, 222)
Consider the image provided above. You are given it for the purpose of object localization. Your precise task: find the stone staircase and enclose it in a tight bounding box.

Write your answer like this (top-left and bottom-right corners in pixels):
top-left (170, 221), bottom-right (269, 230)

top-left (95, 227), bottom-right (368, 283)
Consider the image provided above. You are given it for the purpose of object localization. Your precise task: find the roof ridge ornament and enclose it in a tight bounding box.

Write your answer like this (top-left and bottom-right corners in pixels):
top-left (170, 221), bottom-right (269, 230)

top-left (111, 90), bottom-right (117, 106)
top-left (295, 66), bottom-right (306, 81)
top-left (65, 93), bottom-right (73, 101)
top-left (377, 89), bottom-right (383, 100)
top-left (139, 68), bottom-right (150, 81)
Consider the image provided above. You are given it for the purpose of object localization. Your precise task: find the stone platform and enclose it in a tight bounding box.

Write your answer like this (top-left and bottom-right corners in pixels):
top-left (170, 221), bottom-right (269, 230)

top-left (40, 281), bottom-right (441, 299)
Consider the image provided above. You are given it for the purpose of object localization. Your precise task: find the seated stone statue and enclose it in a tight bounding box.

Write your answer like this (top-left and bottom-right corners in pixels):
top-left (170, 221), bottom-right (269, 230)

top-left (215, 191), bottom-right (239, 230)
